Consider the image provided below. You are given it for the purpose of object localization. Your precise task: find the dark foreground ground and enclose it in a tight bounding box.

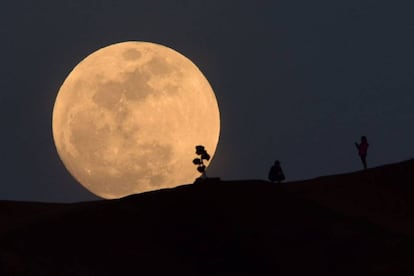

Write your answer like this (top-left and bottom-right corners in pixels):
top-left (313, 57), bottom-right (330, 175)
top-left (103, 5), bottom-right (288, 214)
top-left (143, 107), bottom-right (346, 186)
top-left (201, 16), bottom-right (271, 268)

top-left (1, 159), bottom-right (414, 275)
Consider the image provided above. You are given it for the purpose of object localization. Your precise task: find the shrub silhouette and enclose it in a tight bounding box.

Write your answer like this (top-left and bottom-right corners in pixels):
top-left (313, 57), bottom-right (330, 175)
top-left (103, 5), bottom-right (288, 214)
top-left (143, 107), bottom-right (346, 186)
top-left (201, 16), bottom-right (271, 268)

top-left (192, 145), bottom-right (210, 177)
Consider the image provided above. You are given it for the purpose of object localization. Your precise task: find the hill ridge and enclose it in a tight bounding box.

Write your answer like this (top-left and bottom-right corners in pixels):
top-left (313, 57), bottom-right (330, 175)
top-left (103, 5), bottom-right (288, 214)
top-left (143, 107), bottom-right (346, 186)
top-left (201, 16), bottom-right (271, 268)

top-left (1, 159), bottom-right (414, 275)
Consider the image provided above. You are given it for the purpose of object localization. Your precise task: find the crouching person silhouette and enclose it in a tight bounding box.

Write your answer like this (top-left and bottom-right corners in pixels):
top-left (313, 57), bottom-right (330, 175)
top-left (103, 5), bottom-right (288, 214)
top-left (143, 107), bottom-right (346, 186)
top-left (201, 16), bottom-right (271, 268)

top-left (268, 160), bottom-right (285, 183)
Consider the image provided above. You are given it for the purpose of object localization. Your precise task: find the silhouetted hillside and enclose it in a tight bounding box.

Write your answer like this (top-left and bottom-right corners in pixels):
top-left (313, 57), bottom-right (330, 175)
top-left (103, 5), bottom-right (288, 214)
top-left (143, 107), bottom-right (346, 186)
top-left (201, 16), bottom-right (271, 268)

top-left (1, 160), bottom-right (414, 275)
top-left (284, 159), bottom-right (414, 236)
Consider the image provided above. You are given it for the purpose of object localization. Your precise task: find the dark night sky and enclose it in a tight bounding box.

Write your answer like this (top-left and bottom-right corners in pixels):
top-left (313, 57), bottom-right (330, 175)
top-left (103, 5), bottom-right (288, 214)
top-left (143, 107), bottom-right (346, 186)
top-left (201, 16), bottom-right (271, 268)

top-left (1, 0), bottom-right (413, 202)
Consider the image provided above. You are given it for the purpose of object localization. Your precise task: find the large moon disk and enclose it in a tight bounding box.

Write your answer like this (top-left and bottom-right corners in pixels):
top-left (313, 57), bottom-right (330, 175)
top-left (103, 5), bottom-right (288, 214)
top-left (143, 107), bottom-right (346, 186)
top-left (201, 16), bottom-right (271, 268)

top-left (52, 41), bottom-right (220, 199)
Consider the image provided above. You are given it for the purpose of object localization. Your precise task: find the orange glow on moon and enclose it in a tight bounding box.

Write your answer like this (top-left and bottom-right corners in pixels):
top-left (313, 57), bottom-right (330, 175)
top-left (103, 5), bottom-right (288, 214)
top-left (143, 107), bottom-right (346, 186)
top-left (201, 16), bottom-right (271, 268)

top-left (52, 41), bottom-right (220, 199)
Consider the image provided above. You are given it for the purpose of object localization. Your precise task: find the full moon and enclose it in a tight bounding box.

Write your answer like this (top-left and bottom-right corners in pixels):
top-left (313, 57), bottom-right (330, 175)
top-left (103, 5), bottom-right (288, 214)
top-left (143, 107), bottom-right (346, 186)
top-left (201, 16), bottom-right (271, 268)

top-left (52, 41), bottom-right (220, 199)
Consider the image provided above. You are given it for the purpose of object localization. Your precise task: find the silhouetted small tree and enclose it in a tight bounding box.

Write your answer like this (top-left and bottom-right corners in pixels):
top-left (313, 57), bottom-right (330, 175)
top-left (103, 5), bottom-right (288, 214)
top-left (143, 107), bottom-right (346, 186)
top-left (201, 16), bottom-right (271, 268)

top-left (192, 145), bottom-right (210, 178)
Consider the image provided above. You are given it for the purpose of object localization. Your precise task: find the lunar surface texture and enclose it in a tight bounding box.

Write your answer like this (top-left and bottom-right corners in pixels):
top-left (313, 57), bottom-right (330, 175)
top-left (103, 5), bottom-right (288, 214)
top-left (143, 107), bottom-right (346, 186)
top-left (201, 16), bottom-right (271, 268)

top-left (52, 41), bottom-right (220, 199)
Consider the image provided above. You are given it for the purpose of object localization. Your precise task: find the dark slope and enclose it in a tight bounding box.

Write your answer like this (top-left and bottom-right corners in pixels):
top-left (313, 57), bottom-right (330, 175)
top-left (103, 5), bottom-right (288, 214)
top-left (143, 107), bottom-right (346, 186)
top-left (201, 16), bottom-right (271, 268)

top-left (0, 201), bottom-right (74, 236)
top-left (1, 160), bottom-right (414, 275)
top-left (284, 159), bottom-right (414, 236)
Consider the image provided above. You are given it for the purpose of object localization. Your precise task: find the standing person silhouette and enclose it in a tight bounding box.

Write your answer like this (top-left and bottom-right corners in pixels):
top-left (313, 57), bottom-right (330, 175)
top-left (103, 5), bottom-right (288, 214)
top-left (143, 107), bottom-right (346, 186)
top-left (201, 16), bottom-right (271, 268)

top-left (355, 136), bottom-right (369, 170)
top-left (268, 160), bottom-right (285, 183)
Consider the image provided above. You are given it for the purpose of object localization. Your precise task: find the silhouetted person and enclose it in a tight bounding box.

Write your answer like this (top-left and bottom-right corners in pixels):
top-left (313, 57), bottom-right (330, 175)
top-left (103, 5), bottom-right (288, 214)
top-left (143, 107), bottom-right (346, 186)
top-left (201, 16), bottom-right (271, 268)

top-left (268, 160), bottom-right (285, 183)
top-left (355, 136), bottom-right (369, 170)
